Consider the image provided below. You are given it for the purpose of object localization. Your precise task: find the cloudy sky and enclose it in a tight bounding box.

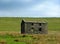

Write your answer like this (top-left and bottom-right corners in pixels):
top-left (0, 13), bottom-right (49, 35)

top-left (0, 0), bottom-right (60, 17)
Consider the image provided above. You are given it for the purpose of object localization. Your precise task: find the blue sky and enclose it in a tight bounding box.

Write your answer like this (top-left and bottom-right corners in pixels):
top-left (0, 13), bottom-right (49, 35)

top-left (0, 0), bottom-right (60, 17)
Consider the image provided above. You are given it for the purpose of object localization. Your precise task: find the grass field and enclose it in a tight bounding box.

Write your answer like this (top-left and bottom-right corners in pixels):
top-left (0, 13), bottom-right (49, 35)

top-left (0, 17), bottom-right (60, 31)
top-left (0, 32), bottom-right (60, 44)
top-left (0, 17), bottom-right (60, 44)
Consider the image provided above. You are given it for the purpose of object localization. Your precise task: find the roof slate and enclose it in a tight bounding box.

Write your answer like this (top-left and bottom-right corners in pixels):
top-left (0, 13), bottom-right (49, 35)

top-left (22, 19), bottom-right (47, 23)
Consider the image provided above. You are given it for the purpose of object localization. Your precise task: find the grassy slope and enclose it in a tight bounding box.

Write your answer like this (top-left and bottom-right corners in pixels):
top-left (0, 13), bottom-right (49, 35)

top-left (0, 17), bottom-right (60, 44)
top-left (0, 17), bottom-right (60, 31)
top-left (0, 34), bottom-right (60, 44)
top-left (0, 17), bottom-right (21, 31)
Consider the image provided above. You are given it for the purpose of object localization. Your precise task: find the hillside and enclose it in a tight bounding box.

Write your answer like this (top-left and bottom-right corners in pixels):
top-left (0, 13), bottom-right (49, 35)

top-left (0, 17), bottom-right (60, 31)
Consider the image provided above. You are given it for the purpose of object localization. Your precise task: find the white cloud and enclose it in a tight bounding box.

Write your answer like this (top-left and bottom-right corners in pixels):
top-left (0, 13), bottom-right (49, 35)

top-left (26, 1), bottom-right (60, 17)
top-left (0, 0), bottom-right (59, 17)
top-left (1, 0), bottom-right (33, 3)
top-left (19, 0), bottom-right (33, 2)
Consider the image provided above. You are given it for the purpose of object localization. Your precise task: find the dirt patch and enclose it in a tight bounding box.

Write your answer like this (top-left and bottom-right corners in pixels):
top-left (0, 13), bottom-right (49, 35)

top-left (0, 31), bottom-right (20, 35)
top-left (0, 40), bottom-right (6, 44)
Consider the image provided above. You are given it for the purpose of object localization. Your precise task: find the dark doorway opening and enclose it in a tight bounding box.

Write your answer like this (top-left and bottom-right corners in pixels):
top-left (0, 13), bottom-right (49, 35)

top-left (39, 28), bottom-right (42, 31)
top-left (31, 23), bottom-right (33, 25)
top-left (39, 23), bottom-right (41, 26)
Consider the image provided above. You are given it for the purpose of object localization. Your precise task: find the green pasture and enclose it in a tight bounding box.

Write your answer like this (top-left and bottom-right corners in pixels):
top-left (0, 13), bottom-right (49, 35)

top-left (0, 34), bottom-right (59, 44)
top-left (0, 17), bottom-right (60, 44)
top-left (0, 17), bottom-right (60, 31)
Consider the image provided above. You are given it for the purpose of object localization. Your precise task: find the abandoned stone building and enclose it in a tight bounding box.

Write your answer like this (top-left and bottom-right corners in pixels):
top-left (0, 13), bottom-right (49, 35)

top-left (21, 19), bottom-right (48, 34)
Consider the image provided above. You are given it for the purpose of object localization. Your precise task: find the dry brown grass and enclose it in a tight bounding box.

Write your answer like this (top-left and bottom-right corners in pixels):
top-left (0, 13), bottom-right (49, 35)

top-left (0, 39), bottom-right (6, 44)
top-left (0, 31), bottom-right (60, 44)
